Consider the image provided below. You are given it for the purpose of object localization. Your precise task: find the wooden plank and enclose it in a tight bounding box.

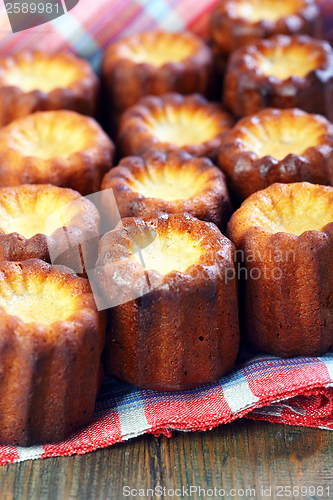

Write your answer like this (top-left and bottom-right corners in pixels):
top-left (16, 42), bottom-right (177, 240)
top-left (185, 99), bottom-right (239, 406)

top-left (0, 420), bottom-right (332, 500)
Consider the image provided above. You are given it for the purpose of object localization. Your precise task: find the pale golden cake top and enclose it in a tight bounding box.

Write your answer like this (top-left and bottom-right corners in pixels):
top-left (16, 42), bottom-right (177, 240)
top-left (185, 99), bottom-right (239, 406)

top-left (97, 213), bottom-right (232, 286)
top-left (109, 31), bottom-right (204, 67)
top-left (0, 277), bottom-right (77, 325)
top-left (256, 42), bottom-right (322, 80)
top-left (119, 93), bottom-right (233, 159)
top-left (1, 110), bottom-right (96, 161)
top-left (0, 51), bottom-right (93, 93)
top-left (101, 150), bottom-right (231, 229)
top-left (144, 105), bottom-right (221, 147)
top-left (131, 228), bottom-right (204, 275)
top-left (233, 0), bottom-right (307, 22)
top-left (211, 0), bottom-right (319, 56)
top-left (0, 261), bottom-right (90, 325)
top-left (0, 184), bottom-right (94, 239)
top-left (127, 161), bottom-right (210, 202)
top-left (0, 109), bottom-right (114, 196)
top-left (233, 108), bottom-right (328, 160)
top-left (228, 182), bottom-right (333, 240)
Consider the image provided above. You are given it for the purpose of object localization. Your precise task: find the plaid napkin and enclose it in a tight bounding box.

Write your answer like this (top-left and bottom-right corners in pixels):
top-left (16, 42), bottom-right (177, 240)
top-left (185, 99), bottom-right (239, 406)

top-left (0, 0), bottom-right (220, 71)
top-left (0, 0), bottom-right (331, 70)
top-left (1, 352), bottom-right (333, 465)
top-left (0, 0), bottom-right (332, 465)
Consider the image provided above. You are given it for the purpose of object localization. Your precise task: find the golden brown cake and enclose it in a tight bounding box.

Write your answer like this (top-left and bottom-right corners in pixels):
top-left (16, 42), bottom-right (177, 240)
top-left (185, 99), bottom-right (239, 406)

top-left (95, 213), bottom-right (239, 391)
top-left (211, 0), bottom-right (321, 55)
top-left (227, 182), bottom-right (333, 358)
top-left (101, 150), bottom-right (232, 230)
top-left (118, 93), bottom-right (234, 161)
top-left (218, 108), bottom-right (333, 200)
top-left (102, 31), bottom-right (214, 116)
top-left (0, 184), bottom-right (99, 274)
top-left (0, 110), bottom-right (115, 195)
top-left (223, 35), bottom-right (333, 119)
top-left (0, 259), bottom-right (106, 446)
top-left (0, 50), bottom-right (99, 126)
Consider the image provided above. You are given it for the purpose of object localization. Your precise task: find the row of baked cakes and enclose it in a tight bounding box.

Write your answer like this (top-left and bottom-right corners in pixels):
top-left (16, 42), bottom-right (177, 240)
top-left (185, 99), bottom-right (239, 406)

top-left (0, 0), bottom-right (333, 447)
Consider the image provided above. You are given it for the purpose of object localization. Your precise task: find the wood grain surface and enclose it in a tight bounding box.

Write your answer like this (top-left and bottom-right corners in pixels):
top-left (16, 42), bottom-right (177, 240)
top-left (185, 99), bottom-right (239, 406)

top-left (0, 419), bottom-right (332, 500)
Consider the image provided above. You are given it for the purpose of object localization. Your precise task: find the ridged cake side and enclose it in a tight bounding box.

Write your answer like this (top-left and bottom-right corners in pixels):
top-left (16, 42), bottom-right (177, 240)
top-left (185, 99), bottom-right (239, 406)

top-left (227, 182), bottom-right (333, 357)
top-left (95, 213), bottom-right (239, 391)
top-left (0, 50), bottom-right (99, 126)
top-left (0, 259), bottom-right (106, 446)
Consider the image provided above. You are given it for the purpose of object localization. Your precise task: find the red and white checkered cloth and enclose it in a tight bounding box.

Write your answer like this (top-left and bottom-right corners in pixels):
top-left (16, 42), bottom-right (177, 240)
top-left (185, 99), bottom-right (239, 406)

top-left (0, 0), bottom-right (333, 465)
top-left (2, 352), bottom-right (333, 465)
top-left (0, 0), bottom-right (332, 69)
top-left (0, 0), bottom-right (221, 71)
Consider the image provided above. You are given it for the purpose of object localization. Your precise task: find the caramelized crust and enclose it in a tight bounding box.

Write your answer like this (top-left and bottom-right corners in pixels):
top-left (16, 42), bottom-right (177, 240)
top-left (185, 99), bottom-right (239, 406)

top-left (95, 213), bottom-right (239, 390)
top-left (118, 93), bottom-right (234, 161)
top-left (211, 0), bottom-right (321, 55)
top-left (0, 110), bottom-right (115, 195)
top-left (0, 184), bottom-right (99, 274)
top-left (227, 182), bottom-right (333, 357)
top-left (101, 150), bottom-right (232, 230)
top-left (218, 108), bottom-right (333, 200)
top-left (102, 31), bottom-right (214, 115)
top-left (223, 35), bottom-right (333, 119)
top-left (0, 50), bottom-right (99, 126)
top-left (0, 259), bottom-right (106, 446)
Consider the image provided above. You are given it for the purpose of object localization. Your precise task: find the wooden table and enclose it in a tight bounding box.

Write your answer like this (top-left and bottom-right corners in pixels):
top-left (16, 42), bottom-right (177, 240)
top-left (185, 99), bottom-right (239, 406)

top-left (1, 419), bottom-right (332, 499)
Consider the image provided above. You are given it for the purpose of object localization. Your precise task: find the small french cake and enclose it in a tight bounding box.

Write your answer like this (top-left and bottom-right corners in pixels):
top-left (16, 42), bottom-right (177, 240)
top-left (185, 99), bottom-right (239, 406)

top-left (0, 184), bottom-right (100, 275)
top-left (0, 110), bottom-right (115, 195)
top-left (118, 93), bottom-right (234, 161)
top-left (0, 50), bottom-right (99, 126)
top-left (102, 31), bottom-right (214, 116)
top-left (101, 151), bottom-right (232, 230)
top-left (0, 259), bottom-right (106, 446)
top-left (223, 35), bottom-right (333, 119)
top-left (95, 213), bottom-right (239, 391)
top-left (218, 108), bottom-right (333, 200)
top-left (211, 0), bottom-right (320, 55)
top-left (227, 182), bottom-right (333, 358)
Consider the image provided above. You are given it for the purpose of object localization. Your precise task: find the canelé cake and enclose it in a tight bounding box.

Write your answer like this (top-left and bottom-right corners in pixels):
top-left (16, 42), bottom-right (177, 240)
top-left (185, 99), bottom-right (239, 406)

top-left (0, 184), bottom-right (100, 275)
top-left (101, 151), bottom-right (232, 230)
top-left (223, 35), bottom-right (333, 119)
top-left (211, 0), bottom-right (320, 55)
top-left (0, 259), bottom-right (106, 446)
top-left (102, 31), bottom-right (214, 116)
top-left (0, 110), bottom-right (115, 195)
top-left (0, 50), bottom-right (98, 126)
top-left (95, 213), bottom-right (240, 391)
top-left (227, 182), bottom-right (333, 357)
top-left (118, 93), bottom-right (234, 161)
top-left (218, 108), bottom-right (333, 200)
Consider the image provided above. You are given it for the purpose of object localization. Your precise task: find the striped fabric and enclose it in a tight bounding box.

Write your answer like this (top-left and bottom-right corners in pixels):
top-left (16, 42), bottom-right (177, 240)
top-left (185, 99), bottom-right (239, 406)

top-left (2, 352), bottom-right (333, 465)
top-left (0, 0), bottom-right (220, 71)
top-left (0, 0), bottom-right (331, 71)
top-left (0, 0), bottom-right (332, 465)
